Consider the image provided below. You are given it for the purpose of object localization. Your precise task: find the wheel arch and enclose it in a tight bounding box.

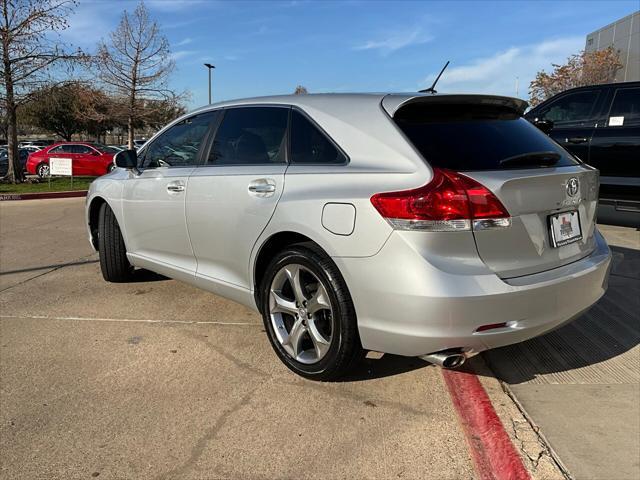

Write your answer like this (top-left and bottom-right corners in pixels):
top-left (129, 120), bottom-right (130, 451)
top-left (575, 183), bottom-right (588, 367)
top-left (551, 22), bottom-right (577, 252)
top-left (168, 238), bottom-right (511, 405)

top-left (88, 196), bottom-right (108, 250)
top-left (252, 231), bottom-right (331, 313)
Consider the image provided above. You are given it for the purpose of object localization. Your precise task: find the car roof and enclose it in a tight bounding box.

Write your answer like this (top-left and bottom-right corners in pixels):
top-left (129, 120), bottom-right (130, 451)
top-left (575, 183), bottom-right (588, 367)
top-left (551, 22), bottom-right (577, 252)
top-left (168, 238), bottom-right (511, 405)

top-left (187, 91), bottom-right (528, 119)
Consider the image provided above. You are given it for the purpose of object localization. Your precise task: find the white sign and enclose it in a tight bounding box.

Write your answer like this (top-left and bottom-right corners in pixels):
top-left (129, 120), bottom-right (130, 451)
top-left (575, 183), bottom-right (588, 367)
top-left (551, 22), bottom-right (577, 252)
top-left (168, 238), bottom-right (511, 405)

top-left (49, 157), bottom-right (72, 176)
top-left (609, 116), bottom-right (625, 126)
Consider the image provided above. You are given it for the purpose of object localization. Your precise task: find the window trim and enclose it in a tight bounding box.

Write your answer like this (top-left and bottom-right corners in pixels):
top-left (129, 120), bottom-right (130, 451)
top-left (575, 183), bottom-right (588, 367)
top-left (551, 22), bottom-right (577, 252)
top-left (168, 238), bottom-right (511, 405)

top-left (288, 106), bottom-right (350, 167)
top-left (603, 86), bottom-right (640, 128)
top-left (200, 104), bottom-right (291, 168)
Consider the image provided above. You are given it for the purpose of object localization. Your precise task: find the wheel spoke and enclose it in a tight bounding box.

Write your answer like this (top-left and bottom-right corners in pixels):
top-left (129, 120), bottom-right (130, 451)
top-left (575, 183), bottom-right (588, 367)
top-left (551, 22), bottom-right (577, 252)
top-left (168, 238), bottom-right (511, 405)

top-left (269, 290), bottom-right (297, 316)
top-left (308, 319), bottom-right (330, 359)
top-left (284, 265), bottom-right (307, 304)
top-left (285, 318), bottom-right (306, 358)
top-left (307, 283), bottom-right (331, 315)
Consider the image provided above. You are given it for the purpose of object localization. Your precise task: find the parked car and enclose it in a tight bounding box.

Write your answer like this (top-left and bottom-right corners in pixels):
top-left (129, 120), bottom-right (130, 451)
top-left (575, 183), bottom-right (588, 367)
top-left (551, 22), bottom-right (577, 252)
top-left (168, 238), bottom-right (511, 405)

top-left (118, 139), bottom-right (147, 151)
top-left (86, 93), bottom-right (611, 380)
top-left (19, 139), bottom-right (54, 148)
top-left (0, 148), bottom-right (32, 175)
top-left (21, 145), bottom-right (42, 154)
top-left (26, 142), bottom-right (118, 178)
top-left (525, 81), bottom-right (640, 227)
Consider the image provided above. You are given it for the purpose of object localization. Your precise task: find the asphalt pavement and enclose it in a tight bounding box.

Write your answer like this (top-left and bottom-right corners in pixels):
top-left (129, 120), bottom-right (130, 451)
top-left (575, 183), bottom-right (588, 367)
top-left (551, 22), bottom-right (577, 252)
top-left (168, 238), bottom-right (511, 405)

top-left (0, 198), bottom-right (479, 479)
top-left (1, 197), bottom-right (635, 480)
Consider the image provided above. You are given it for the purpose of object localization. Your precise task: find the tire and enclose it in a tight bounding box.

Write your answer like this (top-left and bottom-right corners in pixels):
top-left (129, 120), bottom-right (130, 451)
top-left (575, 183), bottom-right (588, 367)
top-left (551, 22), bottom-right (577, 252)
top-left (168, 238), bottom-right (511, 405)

top-left (98, 203), bottom-right (133, 282)
top-left (260, 243), bottom-right (362, 381)
top-left (36, 163), bottom-right (49, 178)
top-left (107, 164), bottom-right (116, 173)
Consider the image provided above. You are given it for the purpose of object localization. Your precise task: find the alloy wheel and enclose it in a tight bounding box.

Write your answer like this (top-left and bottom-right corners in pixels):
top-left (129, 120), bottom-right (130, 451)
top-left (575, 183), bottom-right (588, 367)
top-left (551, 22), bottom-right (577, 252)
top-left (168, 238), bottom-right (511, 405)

top-left (38, 164), bottom-right (49, 178)
top-left (269, 263), bottom-right (334, 364)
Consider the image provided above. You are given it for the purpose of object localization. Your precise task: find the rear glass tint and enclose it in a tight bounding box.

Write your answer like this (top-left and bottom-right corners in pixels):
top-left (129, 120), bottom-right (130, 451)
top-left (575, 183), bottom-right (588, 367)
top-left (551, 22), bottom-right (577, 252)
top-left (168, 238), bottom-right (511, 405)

top-left (394, 103), bottom-right (580, 170)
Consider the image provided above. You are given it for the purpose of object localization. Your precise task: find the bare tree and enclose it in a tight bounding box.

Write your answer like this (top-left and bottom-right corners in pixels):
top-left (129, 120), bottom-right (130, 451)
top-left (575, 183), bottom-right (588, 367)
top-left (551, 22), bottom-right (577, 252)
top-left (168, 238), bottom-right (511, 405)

top-left (529, 47), bottom-right (622, 106)
top-left (294, 85), bottom-right (308, 95)
top-left (0, 0), bottom-right (80, 182)
top-left (96, 1), bottom-right (175, 149)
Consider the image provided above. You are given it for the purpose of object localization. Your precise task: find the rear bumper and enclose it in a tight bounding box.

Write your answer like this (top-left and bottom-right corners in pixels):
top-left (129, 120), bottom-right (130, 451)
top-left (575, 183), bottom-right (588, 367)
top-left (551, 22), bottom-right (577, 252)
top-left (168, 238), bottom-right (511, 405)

top-left (334, 229), bottom-right (611, 357)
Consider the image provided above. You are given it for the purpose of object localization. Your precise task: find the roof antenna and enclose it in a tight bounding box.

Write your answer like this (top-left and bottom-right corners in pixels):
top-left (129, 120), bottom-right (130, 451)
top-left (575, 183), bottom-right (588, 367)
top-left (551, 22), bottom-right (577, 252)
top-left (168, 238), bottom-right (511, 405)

top-left (419, 61), bottom-right (450, 93)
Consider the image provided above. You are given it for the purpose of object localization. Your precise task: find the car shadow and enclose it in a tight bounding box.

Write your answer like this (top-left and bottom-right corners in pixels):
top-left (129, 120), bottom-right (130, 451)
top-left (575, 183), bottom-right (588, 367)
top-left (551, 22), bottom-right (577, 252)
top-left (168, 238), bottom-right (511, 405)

top-left (130, 268), bottom-right (169, 282)
top-left (481, 244), bottom-right (639, 385)
top-left (338, 353), bottom-right (431, 382)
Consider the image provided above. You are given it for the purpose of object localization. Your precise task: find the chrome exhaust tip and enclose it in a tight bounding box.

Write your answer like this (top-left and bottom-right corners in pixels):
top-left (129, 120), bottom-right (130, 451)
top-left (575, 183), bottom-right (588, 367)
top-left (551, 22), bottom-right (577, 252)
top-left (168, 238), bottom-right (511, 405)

top-left (420, 352), bottom-right (466, 369)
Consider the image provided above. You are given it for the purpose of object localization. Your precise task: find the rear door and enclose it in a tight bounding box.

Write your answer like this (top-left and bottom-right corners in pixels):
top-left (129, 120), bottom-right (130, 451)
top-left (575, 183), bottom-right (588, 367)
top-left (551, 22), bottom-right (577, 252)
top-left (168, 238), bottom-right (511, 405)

top-left (186, 106), bottom-right (289, 290)
top-left (589, 86), bottom-right (640, 177)
top-left (392, 99), bottom-right (599, 278)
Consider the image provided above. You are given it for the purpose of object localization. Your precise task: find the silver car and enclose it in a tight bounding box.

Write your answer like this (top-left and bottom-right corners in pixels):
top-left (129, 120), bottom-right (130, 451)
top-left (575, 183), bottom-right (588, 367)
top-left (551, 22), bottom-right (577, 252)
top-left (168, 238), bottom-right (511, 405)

top-left (86, 93), bottom-right (612, 380)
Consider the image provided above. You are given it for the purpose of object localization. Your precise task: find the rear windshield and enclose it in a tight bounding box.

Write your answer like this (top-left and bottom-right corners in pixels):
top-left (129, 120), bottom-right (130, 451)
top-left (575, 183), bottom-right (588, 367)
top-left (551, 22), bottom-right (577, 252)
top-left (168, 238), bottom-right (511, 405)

top-left (394, 103), bottom-right (580, 170)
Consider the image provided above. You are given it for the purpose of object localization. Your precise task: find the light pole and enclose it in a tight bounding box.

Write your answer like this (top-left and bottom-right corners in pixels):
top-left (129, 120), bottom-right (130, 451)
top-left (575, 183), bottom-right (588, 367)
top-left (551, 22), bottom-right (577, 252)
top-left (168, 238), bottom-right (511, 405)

top-left (204, 63), bottom-right (215, 104)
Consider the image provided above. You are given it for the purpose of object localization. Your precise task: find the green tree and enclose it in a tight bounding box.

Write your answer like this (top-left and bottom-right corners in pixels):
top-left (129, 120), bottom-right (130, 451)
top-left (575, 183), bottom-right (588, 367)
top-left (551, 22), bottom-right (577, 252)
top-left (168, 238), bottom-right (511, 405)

top-left (22, 82), bottom-right (85, 140)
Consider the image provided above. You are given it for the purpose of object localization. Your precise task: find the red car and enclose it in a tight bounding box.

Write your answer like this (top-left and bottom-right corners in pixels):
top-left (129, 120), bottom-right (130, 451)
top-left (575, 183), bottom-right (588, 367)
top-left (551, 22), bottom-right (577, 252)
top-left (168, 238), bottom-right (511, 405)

top-left (26, 142), bottom-right (119, 178)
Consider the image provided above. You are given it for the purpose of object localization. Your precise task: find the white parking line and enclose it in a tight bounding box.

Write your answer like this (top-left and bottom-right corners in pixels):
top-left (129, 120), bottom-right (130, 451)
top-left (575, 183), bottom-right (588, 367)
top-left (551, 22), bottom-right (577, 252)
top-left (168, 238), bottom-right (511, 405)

top-left (0, 314), bottom-right (258, 326)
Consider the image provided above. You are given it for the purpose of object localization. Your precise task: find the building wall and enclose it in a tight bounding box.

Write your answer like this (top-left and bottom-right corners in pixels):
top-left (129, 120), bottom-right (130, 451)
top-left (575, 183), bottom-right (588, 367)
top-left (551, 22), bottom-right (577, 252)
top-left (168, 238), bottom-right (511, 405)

top-left (585, 11), bottom-right (640, 82)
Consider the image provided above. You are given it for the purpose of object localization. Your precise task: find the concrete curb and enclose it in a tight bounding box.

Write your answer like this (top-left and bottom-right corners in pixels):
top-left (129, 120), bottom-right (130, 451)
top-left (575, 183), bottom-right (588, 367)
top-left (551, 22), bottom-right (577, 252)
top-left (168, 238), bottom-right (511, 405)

top-left (442, 367), bottom-right (531, 480)
top-left (0, 190), bottom-right (87, 202)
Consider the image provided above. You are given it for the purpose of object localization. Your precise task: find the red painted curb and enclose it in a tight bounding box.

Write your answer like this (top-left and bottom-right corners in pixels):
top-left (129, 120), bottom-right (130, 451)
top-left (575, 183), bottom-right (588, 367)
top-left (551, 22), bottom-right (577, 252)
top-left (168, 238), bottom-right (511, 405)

top-left (0, 190), bottom-right (87, 201)
top-left (442, 368), bottom-right (531, 480)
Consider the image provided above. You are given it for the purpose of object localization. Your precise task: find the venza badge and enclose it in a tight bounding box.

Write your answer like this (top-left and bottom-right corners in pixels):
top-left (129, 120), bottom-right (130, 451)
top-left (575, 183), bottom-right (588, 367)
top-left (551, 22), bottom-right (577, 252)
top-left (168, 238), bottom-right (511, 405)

top-left (566, 177), bottom-right (579, 197)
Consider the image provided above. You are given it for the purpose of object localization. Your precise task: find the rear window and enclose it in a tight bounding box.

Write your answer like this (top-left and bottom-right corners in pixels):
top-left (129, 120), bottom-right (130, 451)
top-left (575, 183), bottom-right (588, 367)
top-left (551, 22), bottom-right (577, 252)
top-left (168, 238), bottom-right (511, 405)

top-left (394, 103), bottom-right (580, 170)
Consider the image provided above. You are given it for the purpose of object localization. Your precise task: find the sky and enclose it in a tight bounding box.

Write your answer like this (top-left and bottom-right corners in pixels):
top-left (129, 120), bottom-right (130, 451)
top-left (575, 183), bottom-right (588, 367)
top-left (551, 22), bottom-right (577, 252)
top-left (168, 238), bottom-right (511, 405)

top-left (62, 0), bottom-right (639, 109)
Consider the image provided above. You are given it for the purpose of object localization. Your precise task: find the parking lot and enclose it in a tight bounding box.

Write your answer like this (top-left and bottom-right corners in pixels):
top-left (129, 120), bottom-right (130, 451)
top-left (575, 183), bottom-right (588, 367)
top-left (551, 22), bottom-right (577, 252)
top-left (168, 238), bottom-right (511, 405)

top-left (0, 197), bottom-right (638, 479)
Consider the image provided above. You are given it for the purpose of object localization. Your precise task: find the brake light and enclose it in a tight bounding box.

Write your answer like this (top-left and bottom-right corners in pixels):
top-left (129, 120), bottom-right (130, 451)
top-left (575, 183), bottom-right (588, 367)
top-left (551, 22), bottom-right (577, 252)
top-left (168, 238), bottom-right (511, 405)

top-left (370, 168), bottom-right (511, 231)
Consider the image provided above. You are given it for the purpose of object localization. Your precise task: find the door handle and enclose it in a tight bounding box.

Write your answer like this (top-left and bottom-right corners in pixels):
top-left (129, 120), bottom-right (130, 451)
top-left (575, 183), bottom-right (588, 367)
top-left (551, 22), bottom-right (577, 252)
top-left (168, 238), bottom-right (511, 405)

top-left (167, 181), bottom-right (185, 193)
top-left (248, 184), bottom-right (276, 194)
top-left (566, 137), bottom-right (588, 144)
top-left (248, 179), bottom-right (276, 196)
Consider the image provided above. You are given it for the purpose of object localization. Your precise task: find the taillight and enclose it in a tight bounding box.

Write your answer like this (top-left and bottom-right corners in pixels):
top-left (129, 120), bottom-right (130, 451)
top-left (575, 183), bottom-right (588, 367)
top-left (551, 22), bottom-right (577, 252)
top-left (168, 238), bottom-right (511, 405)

top-left (370, 168), bottom-right (511, 232)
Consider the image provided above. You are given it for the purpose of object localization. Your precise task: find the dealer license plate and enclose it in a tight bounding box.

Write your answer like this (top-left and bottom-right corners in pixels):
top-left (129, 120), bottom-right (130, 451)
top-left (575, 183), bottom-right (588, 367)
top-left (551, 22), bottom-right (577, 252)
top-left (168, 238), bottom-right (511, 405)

top-left (549, 210), bottom-right (582, 247)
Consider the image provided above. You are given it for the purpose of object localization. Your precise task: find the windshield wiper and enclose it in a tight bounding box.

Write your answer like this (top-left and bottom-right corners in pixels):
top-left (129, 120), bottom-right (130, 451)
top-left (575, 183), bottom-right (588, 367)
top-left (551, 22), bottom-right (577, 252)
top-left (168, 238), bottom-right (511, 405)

top-left (499, 151), bottom-right (561, 167)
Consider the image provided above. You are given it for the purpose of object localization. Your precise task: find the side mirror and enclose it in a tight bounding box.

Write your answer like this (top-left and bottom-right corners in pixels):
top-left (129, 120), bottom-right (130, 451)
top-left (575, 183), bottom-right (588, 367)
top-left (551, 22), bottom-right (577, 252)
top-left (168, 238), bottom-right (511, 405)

top-left (114, 149), bottom-right (138, 169)
top-left (533, 118), bottom-right (554, 135)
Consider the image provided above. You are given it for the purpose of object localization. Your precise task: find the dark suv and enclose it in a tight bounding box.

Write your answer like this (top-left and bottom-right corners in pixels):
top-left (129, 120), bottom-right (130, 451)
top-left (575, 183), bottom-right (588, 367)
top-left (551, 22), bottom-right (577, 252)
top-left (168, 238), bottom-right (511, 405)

top-left (525, 81), bottom-right (640, 228)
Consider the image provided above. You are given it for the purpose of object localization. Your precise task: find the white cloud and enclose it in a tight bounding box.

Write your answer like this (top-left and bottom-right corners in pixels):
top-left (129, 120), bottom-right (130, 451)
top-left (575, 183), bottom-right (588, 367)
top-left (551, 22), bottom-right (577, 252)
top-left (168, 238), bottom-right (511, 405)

top-left (354, 28), bottom-right (433, 55)
top-left (176, 37), bottom-right (193, 46)
top-left (172, 49), bottom-right (197, 60)
top-left (421, 36), bottom-right (584, 98)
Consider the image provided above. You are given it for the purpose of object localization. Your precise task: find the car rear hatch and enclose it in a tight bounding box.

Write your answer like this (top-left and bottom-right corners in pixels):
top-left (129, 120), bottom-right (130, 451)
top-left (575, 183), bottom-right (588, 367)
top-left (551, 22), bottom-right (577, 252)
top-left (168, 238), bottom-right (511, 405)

top-left (384, 94), bottom-right (599, 279)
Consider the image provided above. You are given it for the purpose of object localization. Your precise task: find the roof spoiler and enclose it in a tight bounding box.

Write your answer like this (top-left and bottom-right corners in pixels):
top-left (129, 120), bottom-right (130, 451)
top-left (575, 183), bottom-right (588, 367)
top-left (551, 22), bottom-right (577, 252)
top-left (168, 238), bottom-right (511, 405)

top-left (382, 94), bottom-right (529, 117)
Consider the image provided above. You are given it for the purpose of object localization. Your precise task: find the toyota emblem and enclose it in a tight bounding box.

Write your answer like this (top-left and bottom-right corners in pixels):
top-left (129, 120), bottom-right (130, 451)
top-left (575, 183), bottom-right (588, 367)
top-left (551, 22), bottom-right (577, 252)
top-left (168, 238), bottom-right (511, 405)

top-left (566, 177), bottom-right (579, 197)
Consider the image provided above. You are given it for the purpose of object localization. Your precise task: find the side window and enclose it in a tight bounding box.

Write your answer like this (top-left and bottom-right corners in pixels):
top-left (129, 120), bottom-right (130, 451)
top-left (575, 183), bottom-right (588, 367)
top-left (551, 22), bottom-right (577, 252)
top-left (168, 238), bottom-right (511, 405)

top-left (607, 88), bottom-right (640, 127)
top-left (290, 109), bottom-right (346, 165)
top-left (542, 91), bottom-right (600, 124)
top-left (74, 145), bottom-right (93, 154)
top-left (50, 145), bottom-right (72, 154)
top-left (208, 107), bottom-right (288, 165)
top-left (141, 112), bottom-right (218, 168)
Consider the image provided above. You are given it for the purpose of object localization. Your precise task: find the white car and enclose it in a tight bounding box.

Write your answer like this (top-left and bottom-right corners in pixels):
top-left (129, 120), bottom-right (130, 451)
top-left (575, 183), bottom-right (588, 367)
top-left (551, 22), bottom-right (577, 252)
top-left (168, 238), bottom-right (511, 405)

top-left (86, 93), bottom-right (611, 380)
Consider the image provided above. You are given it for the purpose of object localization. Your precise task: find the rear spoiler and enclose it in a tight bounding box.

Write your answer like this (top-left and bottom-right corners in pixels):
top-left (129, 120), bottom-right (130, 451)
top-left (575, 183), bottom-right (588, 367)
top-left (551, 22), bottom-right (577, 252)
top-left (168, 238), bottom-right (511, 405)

top-left (381, 94), bottom-right (529, 117)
